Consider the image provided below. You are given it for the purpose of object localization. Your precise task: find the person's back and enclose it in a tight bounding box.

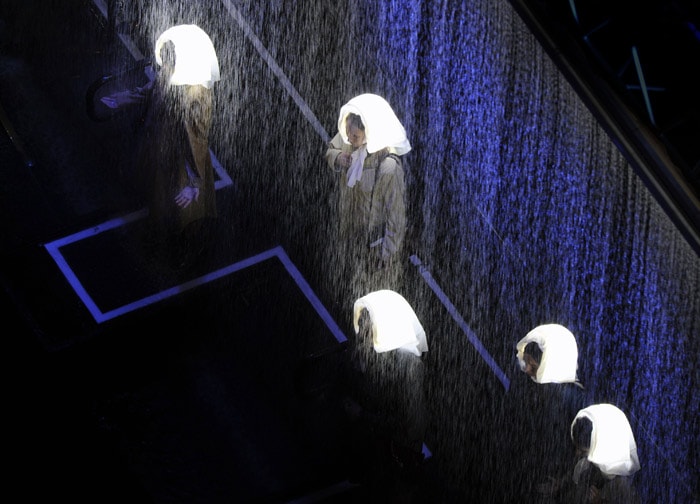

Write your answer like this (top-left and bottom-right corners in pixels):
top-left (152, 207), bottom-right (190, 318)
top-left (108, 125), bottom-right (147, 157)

top-left (339, 291), bottom-right (429, 501)
top-left (533, 382), bottom-right (588, 493)
top-left (562, 405), bottom-right (642, 503)
top-left (564, 458), bottom-right (641, 504)
top-left (510, 324), bottom-right (590, 501)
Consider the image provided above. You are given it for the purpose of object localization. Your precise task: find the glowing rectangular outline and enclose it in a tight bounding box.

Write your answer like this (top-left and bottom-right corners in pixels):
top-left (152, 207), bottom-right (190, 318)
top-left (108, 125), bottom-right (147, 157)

top-left (44, 212), bottom-right (346, 343)
top-left (43, 150), bottom-right (343, 341)
top-left (45, 233), bottom-right (346, 344)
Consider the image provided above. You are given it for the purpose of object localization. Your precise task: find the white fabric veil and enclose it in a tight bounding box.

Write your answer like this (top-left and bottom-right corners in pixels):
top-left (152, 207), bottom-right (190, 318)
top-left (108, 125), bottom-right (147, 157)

top-left (155, 24), bottom-right (220, 88)
top-left (516, 323), bottom-right (579, 383)
top-left (337, 94), bottom-right (411, 155)
top-left (353, 290), bottom-right (427, 356)
top-left (571, 403), bottom-right (641, 478)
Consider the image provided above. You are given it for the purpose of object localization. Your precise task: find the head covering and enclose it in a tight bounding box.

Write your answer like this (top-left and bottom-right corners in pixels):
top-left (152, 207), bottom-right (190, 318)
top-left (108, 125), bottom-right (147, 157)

top-left (353, 290), bottom-right (428, 357)
top-left (516, 323), bottom-right (579, 383)
top-left (155, 24), bottom-right (220, 88)
top-left (571, 403), bottom-right (641, 478)
top-left (337, 94), bottom-right (411, 155)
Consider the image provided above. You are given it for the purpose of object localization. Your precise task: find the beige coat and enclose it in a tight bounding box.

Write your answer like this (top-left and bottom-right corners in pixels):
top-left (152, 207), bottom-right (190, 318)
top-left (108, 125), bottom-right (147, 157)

top-left (137, 79), bottom-right (216, 235)
top-left (325, 132), bottom-right (406, 264)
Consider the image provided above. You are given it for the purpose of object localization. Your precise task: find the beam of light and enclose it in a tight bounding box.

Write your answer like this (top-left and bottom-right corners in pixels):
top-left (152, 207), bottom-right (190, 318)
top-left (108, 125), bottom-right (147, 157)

top-left (632, 46), bottom-right (656, 127)
top-left (211, 149), bottom-right (234, 189)
top-left (42, 143), bottom-right (231, 314)
top-left (220, 0), bottom-right (330, 143)
top-left (410, 255), bottom-right (510, 391)
top-left (568, 0), bottom-right (579, 24)
top-left (94, 247), bottom-right (280, 323)
top-left (41, 149), bottom-right (235, 326)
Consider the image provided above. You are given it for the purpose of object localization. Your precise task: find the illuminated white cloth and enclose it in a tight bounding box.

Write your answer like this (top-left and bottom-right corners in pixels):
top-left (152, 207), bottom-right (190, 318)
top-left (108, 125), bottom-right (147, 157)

top-left (347, 145), bottom-right (368, 188)
top-left (353, 290), bottom-right (427, 356)
top-left (337, 94), bottom-right (412, 156)
top-left (516, 323), bottom-right (579, 383)
top-left (155, 24), bottom-right (220, 88)
top-left (571, 403), bottom-right (641, 478)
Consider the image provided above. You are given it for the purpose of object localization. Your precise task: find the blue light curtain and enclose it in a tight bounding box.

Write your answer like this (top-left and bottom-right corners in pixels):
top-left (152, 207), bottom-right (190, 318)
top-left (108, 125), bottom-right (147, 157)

top-left (358, 0), bottom-right (699, 501)
top-left (194, 0), bottom-right (698, 500)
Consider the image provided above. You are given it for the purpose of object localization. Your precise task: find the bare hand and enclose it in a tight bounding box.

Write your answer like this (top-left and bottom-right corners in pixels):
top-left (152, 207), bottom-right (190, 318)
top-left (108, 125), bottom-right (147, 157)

top-left (335, 152), bottom-right (352, 169)
top-left (100, 96), bottom-right (120, 109)
top-left (175, 186), bottom-right (199, 208)
top-left (100, 90), bottom-right (144, 109)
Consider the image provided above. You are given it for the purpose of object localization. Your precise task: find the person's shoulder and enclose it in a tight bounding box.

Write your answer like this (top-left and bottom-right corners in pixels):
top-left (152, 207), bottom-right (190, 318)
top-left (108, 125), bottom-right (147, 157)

top-left (379, 153), bottom-right (403, 176)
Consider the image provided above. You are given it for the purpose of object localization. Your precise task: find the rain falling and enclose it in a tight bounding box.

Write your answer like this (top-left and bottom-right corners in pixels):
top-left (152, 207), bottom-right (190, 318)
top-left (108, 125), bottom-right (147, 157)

top-left (0, 0), bottom-right (698, 502)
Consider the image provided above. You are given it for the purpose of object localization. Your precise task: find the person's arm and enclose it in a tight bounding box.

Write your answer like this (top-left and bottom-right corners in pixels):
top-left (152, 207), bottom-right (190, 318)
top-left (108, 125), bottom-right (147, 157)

top-left (100, 76), bottom-right (154, 109)
top-left (175, 86), bottom-right (212, 208)
top-left (325, 132), bottom-right (351, 171)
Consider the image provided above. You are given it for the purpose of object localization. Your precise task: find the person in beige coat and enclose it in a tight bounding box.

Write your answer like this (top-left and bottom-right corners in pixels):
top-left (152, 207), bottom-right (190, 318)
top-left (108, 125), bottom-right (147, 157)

top-left (325, 94), bottom-right (411, 308)
top-left (102, 24), bottom-right (220, 268)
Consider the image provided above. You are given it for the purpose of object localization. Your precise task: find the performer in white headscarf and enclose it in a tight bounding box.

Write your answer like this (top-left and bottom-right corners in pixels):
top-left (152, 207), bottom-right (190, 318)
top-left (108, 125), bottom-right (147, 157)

top-left (571, 403), bottom-right (641, 478)
top-left (101, 24), bottom-right (220, 268)
top-left (567, 403), bottom-right (641, 502)
top-left (516, 323), bottom-right (581, 385)
top-left (333, 94), bottom-right (412, 188)
top-left (353, 289), bottom-right (428, 356)
top-left (341, 289), bottom-right (428, 499)
top-left (325, 94), bottom-right (410, 277)
top-left (509, 324), bottom-right (589, 500)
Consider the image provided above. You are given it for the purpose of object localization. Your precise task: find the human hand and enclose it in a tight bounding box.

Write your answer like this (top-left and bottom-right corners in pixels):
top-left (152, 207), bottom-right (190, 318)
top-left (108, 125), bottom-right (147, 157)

top-left (175, 186), bottom-right (199, 208)
top-left (335, 152), bottom-right (352, 169)
top-left (100, 90), bottom-right (143, 109)
top-left (100, 96), bottom-right (120, 109)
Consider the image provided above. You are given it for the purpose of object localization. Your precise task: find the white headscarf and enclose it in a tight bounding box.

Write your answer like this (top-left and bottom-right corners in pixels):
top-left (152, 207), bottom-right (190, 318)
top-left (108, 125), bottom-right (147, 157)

top-left (571, 403), bottom-right (641, 478)
top-left (353, 290), bottom-right (428, 357)
top-left (155, 24), bottom-right (220, 88)
top-left (516, 323), bottom-right (579, 383)
top-left (338, 94), bottom-right (412, 156)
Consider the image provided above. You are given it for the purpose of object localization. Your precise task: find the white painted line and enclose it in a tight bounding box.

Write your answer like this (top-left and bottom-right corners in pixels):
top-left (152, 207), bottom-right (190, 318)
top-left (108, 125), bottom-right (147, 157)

top-left (221, 0), bottom-right (330, 143)
top-left (410, 254), bottom-right (510, 391)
